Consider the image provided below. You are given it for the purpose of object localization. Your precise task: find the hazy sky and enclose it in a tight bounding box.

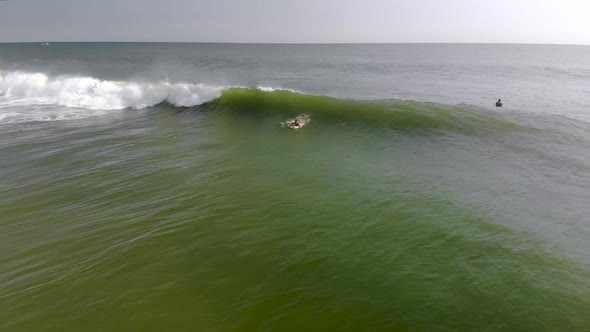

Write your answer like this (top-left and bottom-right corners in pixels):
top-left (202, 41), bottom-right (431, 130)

top-left (1, 0), bottom-right (589, 44)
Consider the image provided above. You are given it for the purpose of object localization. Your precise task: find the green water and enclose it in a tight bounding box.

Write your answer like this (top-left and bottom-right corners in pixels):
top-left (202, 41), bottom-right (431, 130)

top-left (2, 92), bottom-right (590, 331)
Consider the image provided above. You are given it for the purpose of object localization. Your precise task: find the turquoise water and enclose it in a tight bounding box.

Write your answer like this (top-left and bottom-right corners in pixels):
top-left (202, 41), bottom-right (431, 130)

top-left (1, 44), bottom-right (590, 331)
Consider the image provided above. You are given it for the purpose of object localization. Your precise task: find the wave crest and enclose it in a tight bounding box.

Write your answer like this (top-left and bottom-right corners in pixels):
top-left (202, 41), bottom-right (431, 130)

top-left (0, 71), bottom-right (224, 110)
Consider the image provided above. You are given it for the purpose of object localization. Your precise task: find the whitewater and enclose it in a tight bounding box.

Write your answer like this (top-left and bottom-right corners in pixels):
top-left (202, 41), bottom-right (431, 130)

top-left (0, 70), bottom-right (306, 124)
top-left (0, 71), bottom-right (225, 110)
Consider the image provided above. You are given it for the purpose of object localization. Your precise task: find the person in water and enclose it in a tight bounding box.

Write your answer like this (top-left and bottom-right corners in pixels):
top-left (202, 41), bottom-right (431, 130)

top-left (496, 99), bottom-right (503, 107)
top-left (291, 119), bottom-right (302, 127)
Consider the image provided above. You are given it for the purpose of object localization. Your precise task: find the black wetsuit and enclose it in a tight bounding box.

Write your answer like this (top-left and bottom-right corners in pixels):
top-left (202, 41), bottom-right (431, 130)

top-left (496, 100), bottom-right (502, 107)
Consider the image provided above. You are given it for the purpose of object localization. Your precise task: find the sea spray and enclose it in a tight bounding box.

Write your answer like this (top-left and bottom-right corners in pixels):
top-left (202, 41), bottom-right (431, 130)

top-left (0, 71), bottom-right (224, 110)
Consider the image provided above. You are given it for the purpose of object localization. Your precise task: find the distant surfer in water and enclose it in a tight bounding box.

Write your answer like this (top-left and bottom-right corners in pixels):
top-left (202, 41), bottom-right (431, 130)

top-left (496, 99), bottom-right (503, 107)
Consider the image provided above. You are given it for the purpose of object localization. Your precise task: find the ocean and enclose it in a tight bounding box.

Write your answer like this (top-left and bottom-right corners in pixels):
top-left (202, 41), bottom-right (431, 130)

top-left (1, 43), bottom-right (589, 331)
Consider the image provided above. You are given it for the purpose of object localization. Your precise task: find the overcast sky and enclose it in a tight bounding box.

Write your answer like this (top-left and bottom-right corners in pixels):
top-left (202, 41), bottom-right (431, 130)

top-left (1, 0), bottom-right (589, 44)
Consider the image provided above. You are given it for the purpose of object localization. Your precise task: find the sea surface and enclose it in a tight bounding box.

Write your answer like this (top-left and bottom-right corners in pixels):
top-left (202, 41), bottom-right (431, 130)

top-left (1, 43), bottom-right (590, 331)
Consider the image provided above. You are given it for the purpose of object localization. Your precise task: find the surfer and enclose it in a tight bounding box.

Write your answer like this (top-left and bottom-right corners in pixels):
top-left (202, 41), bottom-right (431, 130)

top-left (290, 119), bottom-right (302, 128)
top-left (496, 99), bottom-right (502, 107)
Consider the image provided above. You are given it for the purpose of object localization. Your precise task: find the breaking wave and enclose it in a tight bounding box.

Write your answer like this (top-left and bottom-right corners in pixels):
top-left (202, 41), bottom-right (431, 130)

top-left (0, 70), bottom-right (517, 133)
top-left (0, 71), bottom-right (225, 110)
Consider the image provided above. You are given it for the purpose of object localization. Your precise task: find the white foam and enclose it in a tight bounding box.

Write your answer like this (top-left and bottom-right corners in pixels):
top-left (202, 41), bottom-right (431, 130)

top-left (0, 71), bottom-right (225, 111)
top-left (256, 86), bottom-right (299, 93)
top-left (0, 71), bottom-right (300, 125)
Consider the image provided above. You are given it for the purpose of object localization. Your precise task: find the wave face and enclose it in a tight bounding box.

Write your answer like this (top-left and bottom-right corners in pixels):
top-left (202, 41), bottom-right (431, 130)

top-left (0, 71), bottom-right (224, 110)
top-left (213, 88), bottom-right (518, 133)
top-left (0, 70), bottom-right (517, 134)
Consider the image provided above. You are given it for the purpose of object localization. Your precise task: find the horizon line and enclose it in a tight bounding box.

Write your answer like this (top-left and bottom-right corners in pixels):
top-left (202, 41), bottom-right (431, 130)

top-left (1, 41), bottom-right (589, 47)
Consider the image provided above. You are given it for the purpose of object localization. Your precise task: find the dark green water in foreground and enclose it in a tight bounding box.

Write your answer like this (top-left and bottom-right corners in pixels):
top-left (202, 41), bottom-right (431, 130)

top-left (2, 90), bottom-right (590, 331)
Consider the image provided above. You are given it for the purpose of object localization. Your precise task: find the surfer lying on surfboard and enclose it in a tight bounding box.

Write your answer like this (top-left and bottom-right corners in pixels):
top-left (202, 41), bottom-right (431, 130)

top-left (290, 119), bottom-right (302, 128)
top-left (283, 114), bottom-right (310, 129)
